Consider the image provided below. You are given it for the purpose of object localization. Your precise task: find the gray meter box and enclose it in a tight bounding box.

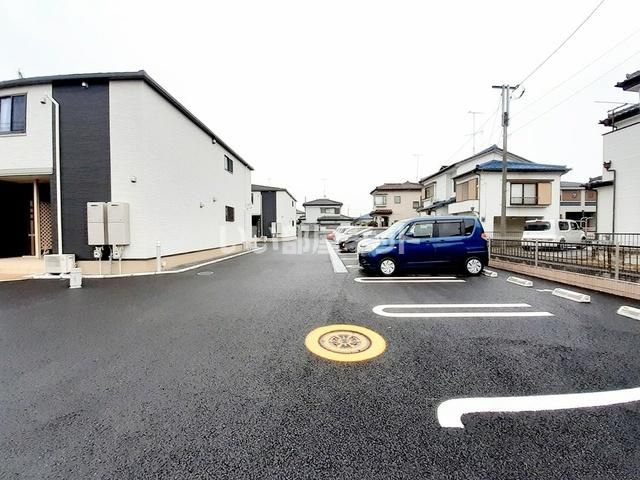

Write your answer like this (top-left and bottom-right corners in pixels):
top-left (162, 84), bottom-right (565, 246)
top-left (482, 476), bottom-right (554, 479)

top-left (107, 202), bottom-right (130, 245)
top-left (87, 202), bottom-right (107, 245)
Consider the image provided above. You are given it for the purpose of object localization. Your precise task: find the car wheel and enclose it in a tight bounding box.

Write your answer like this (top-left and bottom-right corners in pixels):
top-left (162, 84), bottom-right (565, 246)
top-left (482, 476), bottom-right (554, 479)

top-left (379, 257), bottom-right (397, 276)
top-left (464, 257), bottom-right (484, 276)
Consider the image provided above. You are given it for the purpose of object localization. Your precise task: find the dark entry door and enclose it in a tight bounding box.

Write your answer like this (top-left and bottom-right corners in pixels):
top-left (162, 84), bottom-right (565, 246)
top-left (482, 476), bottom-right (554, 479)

top-left (0, 181), bottom-right (32, 257)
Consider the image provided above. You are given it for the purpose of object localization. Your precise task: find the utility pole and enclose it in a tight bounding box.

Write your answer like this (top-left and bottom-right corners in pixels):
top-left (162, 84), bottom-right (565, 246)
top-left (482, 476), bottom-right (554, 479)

top-left (467, 111), bottom-right (483, 154)
top-left (492, 85), bottom-right (517, 238)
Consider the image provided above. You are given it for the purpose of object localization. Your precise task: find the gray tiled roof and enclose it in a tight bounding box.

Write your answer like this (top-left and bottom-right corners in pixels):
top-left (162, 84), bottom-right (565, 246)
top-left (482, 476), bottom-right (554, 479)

top-left (303, 198), bottom-right (343, 207)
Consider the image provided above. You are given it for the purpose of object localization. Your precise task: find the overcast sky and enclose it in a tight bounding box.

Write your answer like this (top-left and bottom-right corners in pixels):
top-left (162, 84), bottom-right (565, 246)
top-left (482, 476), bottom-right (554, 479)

top-left (2, 0), bottom-right (639, 216)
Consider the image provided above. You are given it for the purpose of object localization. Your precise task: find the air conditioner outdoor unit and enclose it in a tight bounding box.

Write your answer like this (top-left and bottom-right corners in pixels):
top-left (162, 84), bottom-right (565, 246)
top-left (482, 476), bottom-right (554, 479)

top-left (44, 254), bottom-right (76, 274)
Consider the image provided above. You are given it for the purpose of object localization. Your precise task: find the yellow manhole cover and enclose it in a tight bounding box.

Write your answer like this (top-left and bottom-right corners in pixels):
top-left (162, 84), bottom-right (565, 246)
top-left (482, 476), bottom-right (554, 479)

top-left (305, 324), bottom-right (386, 362)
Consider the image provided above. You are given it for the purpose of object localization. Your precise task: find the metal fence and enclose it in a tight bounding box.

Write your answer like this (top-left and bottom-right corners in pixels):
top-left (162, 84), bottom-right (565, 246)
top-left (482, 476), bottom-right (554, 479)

top-left (490, 239), bottom-right (640, 283)
top-left (488, 231), bottom-right (640, 247)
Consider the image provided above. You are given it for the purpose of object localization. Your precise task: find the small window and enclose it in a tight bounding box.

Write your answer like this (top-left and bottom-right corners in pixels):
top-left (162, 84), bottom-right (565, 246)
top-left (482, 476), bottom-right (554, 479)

top-left (511, 183), bottom-right (537, 205)
top-left (437, 221), bottom-right (463, 237)
top-left (251, 193), bottom-right (254, 204)
top-left (291, 200), bottom-right (294, 207)
top-left (394, 196), bottom-right (401, 204)
top-left (224, 156), bottom-right (234, 173)
top-left (558, 221), bottom-right (569, 231)
top-left (424, 184), bottom-right (435, 199)
top-left (407, 222), bottom-right (434, 238)
top-left (225, 206), bottom-right (235, 222)
top-left (291, 220), bottom-right (294, 227)
top-left (412, 200), bottom-right (419, 209)
top-left (0, 94), bottom-right (26, 133)
top-left (463, 218), bottom-right (475, 235)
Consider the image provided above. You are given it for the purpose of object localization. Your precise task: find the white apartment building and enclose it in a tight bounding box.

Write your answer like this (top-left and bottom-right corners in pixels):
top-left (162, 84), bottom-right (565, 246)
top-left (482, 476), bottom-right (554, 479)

top-left (418, 145), bottom-right (568, 234)
top-left (587, 70), bottom-right (640, 235)
top-left (250, 184), bottom-right (297, 239)
top-left (370, 181), bottom-right (422, 227)
top-left (0, 71), bottom-right (253, 274)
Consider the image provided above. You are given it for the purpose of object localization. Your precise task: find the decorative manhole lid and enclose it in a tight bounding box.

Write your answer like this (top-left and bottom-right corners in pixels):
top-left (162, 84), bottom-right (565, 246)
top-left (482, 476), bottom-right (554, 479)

top-left (319, 330), bottom-right (371, 354)
top-left (305, 324), bottom-right (386, 362)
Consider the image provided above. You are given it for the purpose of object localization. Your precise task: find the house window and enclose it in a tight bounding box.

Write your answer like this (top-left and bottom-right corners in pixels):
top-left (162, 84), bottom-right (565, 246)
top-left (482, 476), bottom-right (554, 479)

top-left (224, 156), bottom-right (234, 173)
top-left (374, 195), bottom-right (387, 206)
top-left (0, 94), bottom-right (26, 133)
top-left (412, 200), bottom-right (419, 209)
top-left (225, 206), bottom-right (235, 222)
top-left (251, 193), bottom-right (254, 204)
top-left (291, 200), bottom-right (294, 207)
top-left (394, 196), bottom-right (401, 204)
top-left (424, 184), bottom-right (435, 200)
top-left (511, 183), bottom-right (537, 205)
top-left (320, 207), bottom-right (337, 214)
top-left (455, 178), bottom-right (478, 202)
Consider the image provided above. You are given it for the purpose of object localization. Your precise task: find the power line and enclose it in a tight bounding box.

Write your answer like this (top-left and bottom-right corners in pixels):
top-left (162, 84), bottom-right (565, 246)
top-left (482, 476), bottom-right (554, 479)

top-left (510, 47), bottom-right (640, 136)
top-left (516, 0), bottom-right (607, 89)
top-left (514, 25), bottom-right (640, 118)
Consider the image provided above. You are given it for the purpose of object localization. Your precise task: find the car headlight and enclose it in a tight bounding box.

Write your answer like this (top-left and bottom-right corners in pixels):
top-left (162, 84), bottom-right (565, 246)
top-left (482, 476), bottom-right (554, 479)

top-left (358, 239), bottom-right (381, 254)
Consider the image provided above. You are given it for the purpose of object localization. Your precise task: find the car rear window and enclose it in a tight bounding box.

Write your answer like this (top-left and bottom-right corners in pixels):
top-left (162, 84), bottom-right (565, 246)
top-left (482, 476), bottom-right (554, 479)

top-left (463, 218), bottom-right (475, 235)
top-left (524, 222), bottom-right (550, 231)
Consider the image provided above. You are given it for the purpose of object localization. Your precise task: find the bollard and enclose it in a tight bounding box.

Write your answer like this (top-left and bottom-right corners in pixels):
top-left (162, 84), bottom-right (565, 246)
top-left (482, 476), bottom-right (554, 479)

top-left (69, 267), bottom-right (82, 289)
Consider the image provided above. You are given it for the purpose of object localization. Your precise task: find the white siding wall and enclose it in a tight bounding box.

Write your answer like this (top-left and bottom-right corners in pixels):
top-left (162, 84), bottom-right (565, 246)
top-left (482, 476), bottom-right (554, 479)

top-left (275, 191), bottom-right (297, 237)
top-left (0, 84), bottom-right (53, 175)
top-left (251, 191), bottom-right (262, 216)
top-left (109, 80), bottom-right (251, 259)
top-left (479, 171), bottom-right (561, 232)
top-left (602, 122), bottom-right (640, 233)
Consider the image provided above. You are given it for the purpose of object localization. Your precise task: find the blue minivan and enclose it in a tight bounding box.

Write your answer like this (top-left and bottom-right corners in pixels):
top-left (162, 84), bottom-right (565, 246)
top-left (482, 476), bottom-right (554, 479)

top-left (358, 216), bottom-right (489, 276)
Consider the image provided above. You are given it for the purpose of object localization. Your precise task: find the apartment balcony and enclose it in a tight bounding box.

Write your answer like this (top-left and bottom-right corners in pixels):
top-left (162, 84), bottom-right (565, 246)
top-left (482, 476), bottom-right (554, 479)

top-left (449, 199), bottom-right (479, 215)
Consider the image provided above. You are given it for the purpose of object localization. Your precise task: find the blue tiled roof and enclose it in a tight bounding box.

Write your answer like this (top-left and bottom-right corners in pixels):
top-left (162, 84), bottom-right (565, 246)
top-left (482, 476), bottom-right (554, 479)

top-left (476, 160), bottom-right (568, 172)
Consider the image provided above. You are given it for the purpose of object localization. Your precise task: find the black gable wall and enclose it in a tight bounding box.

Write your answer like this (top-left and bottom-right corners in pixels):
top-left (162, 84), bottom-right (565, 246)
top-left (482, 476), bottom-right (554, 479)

top-left (261, 191), bottom-right (277, 238)
top-left (51, 80), bottom-right (111, 260)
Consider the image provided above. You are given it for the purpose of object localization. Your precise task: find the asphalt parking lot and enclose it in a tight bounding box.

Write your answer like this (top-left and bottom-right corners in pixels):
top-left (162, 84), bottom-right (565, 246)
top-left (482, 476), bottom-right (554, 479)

top-left (2, 238), bottom-right (640, 479)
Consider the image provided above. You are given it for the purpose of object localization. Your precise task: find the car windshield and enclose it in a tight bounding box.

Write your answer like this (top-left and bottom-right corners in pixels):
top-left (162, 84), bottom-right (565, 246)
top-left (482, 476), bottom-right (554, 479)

top-left (524, 221), bottom-right (551, 231)
top-left (377, 221), bottom-right (410, 239)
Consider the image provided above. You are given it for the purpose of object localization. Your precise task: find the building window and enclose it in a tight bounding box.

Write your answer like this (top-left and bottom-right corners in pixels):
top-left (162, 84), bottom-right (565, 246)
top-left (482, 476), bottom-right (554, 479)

top-left (0, 94), bottom-right (26, 133)
top-left (374, 195), bottom-right (387, 206)
top-left (291, 220), bottom-right (294, 227)
top-left (251, 193), bottom-right (254, 204)
top-left (424, 184), bottom-right (435, 200)
top-left (455, 178), bottom-right (478, 202)
top-left (225, 206), bottom-right (235, 222)
top-left (320, 207), bottom-right (337, 214)
top-left (394, 196), bottom-right (401, 204)
top-left (412, 200), bottom-right (419, 209)
top-left (510, 183), bottom-right (537, 205)
top-left (291, 200), bottom-right (294, 207)
top-left (224, 155), bottom-right (234, 173)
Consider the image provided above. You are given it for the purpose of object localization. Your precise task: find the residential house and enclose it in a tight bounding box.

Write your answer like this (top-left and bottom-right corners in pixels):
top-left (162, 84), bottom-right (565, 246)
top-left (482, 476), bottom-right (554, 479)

top-left (370, 181), bottom-right (422, 226)
top-left (559, 181), bottom-right (597, 231)
top-left (587, 70), bottom-right (640, 235)
top-left (418, 145), bottom-right (569, 234)
top-left (301, 198), bottom-right (352, 233)
top-left (0, 71), bottom-right (253, 274)
top-left (250, 184), bottom-right (297, 239)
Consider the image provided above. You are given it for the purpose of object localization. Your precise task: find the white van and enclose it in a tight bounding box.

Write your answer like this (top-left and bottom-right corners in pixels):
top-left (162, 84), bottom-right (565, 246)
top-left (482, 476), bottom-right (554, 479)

top-left (521, 219), bottom-right (587, 248)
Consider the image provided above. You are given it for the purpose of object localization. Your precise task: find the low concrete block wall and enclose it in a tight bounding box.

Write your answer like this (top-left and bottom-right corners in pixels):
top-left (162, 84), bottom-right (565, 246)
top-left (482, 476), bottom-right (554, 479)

top-left (78, 244), bottom-right (245, 275)
top-left (490, 258), bottom-right (640, 300)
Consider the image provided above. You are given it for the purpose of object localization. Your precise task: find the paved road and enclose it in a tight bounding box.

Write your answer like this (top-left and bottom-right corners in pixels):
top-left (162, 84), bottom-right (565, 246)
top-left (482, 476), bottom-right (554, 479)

top-left (2, 238), bottom-right (640, 479)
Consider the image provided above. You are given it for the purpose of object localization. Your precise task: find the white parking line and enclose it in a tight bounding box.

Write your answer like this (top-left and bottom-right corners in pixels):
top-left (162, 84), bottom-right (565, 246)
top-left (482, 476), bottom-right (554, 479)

top-left (356, 278), bottom-right (465, 284)
top-left (437, 386), bottom-right (640, 428)
top-left (373, 303), bottom-right (553, 318)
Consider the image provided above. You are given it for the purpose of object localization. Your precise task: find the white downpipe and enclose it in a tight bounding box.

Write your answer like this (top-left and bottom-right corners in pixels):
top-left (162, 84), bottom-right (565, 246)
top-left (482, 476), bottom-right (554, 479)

top-left (47, 95), bottom-right (63, 254)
